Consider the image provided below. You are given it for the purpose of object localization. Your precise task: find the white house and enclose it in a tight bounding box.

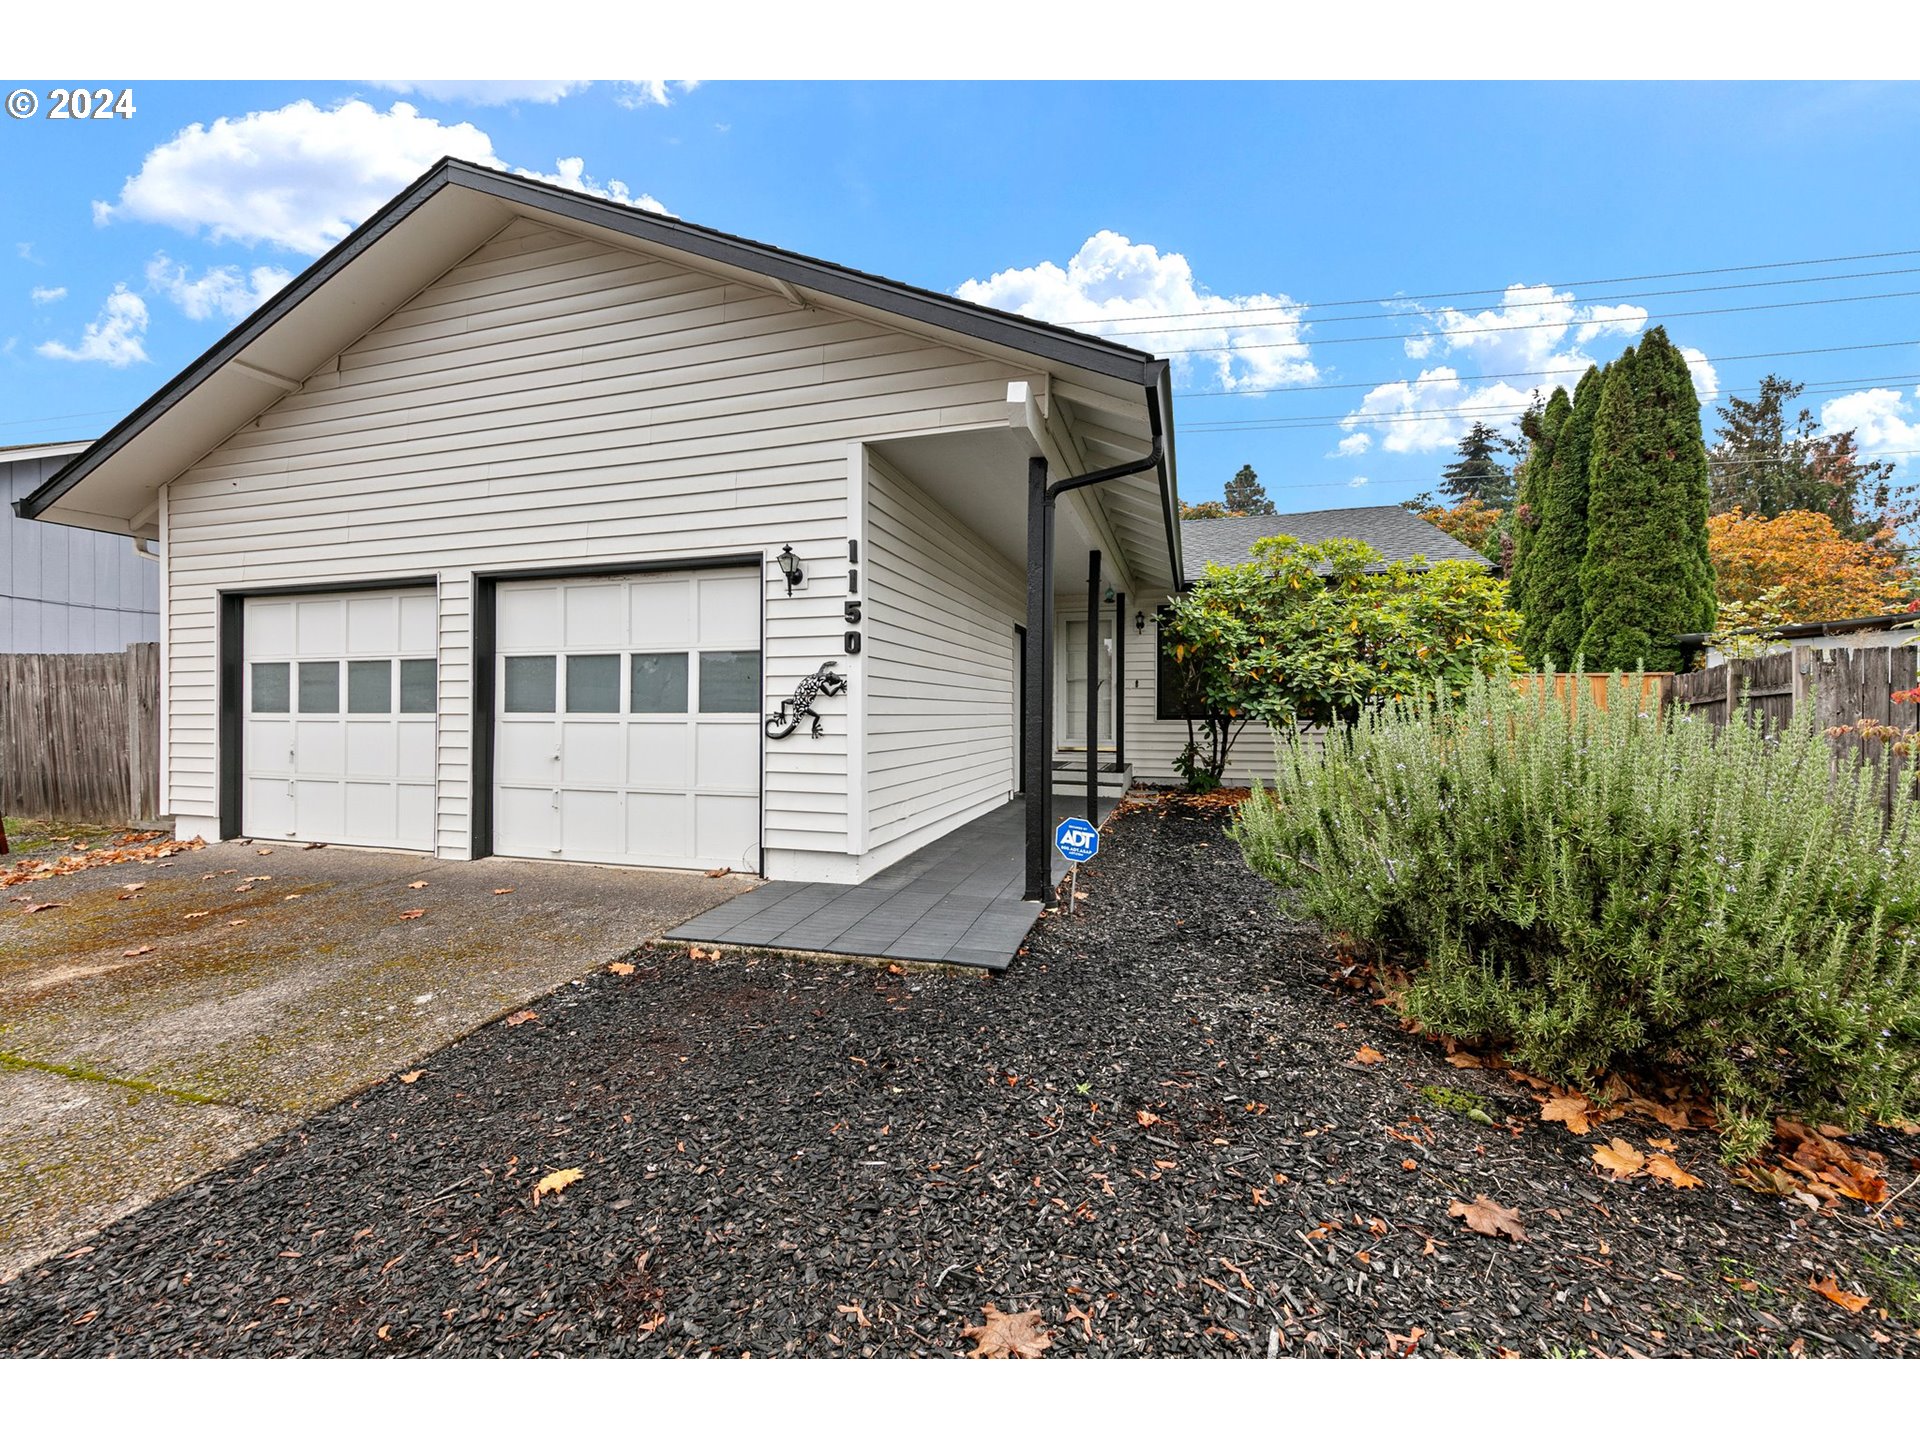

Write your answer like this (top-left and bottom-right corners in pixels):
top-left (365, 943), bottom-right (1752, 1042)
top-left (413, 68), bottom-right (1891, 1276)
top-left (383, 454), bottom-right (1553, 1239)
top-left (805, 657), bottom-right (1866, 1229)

top-left (16, 159), bottom-right (1187, 903)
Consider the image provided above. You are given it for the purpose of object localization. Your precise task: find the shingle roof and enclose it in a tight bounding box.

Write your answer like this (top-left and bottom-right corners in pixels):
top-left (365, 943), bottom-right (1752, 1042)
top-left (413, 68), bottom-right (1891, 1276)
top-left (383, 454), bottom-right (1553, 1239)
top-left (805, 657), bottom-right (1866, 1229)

top-left (1180, 505), bottom-right (1491, 576)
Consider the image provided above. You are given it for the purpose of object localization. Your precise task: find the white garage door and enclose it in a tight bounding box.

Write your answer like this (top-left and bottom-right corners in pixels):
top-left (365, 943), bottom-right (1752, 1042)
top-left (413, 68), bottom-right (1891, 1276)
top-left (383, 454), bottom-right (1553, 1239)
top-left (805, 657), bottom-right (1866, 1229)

top-left (243, 590), bottom-right (437, 850)
top-left (493, 569), bottom-right (762, 871)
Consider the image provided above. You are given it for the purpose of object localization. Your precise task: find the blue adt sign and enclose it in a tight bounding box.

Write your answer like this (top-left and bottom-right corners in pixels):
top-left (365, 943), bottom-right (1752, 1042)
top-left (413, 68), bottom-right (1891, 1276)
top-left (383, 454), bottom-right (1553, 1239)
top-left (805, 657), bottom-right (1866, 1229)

top-left (1054, 817), bottom-right (1100, 865)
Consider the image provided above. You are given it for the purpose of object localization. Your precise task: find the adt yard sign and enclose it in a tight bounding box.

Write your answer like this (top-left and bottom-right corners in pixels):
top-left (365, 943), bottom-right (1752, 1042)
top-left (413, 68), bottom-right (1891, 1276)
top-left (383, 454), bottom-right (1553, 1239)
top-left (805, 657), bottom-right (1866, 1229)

top-left (1054, 817), bottom-right (1099, 865)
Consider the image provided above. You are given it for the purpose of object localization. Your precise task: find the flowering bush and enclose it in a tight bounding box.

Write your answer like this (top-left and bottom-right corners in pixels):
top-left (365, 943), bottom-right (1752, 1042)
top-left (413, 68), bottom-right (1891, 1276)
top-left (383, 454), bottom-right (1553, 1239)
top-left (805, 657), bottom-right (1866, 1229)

top-left (1232, 672), bottom-right (1920, 1157)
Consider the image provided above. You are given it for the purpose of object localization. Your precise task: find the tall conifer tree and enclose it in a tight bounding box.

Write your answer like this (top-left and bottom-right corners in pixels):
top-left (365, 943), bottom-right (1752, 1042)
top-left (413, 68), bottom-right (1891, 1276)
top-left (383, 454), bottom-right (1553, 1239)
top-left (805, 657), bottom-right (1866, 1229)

top-left (1511, 386), bottom-right (1571, 663)
top-left (1577, 327), bottom-right (1715, 671)
top-left (1529, 365), bottom-right (1604, 667)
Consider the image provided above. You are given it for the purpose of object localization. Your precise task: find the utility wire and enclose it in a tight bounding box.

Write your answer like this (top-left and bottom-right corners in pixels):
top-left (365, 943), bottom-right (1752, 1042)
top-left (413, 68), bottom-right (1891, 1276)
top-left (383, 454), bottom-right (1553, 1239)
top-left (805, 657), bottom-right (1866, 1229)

top-left (1052, 246), bottom-right (1920, 325)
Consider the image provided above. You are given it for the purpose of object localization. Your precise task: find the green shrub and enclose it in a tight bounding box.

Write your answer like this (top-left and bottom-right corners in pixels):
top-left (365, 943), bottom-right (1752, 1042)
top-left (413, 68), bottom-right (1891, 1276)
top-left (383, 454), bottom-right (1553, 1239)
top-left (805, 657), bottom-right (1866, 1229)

top-left (1231, 674), bottom-right (1920, 1158)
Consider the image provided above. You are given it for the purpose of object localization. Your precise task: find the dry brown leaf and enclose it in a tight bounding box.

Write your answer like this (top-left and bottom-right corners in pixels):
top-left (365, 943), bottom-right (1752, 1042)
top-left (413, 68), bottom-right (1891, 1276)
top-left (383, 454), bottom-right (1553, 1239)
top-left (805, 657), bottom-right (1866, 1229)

top-left (397, 908), bottom-right (426, 921)
top-left (398, 1070), bottom-right (423, 1084)
top-left (704, 866), bottom-right (731, 878)
top-left (689, 944), bottom-right (721, 960)
top-left (961, 1304), bottom-right (1052, 1359)
top-left (505, 1010), bottom-right (537, 1027)
top-left (491, 887), bottom-right (515, 895)
top-left (228, 918), bottom-right (249, 928)
top-left (1136, 1110), bottom-right (1160, 1127)
top-left (407, 880), bottom-right (429, 890)
top-left (1539, 1093), bottom-right (1593, 1135)
top-left (532, 1167), bottom-right (583, 1204)
top-left (182, 910), bottom-right (210, 919)
top-left (1386, 1326), bottom-right (1426, 1356)
top-left (121, 945), bottom-right (154, 958)
top-left (22, 902), bottom-right (63, 913)
top-left (1592, 1138), bottom-right (1646, 1179)
top-left (1811, 1275), bottom-right (1870, 1312)
top-left (119, 883), bottom-right (145, 896)
top-left (256, 848), bottom-right (273, 856)
top-left (1445, 1052), bottom-right (1484, 1068)
top-left (1353, 1045), bottom-right (1385, 1065)
top-left (1448, 1194), bottom-right (1526, 1243)
top-left (609, 962), bottom-right (635, 976)
top-left (1644, 1152), bottom-right (1703, 1188)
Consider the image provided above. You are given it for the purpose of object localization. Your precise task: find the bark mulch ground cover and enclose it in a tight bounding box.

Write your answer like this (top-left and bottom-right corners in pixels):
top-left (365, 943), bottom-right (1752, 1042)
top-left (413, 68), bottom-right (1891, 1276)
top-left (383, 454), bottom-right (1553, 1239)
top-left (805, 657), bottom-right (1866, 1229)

top-left (2, 795), bottom-right (1917, 1357)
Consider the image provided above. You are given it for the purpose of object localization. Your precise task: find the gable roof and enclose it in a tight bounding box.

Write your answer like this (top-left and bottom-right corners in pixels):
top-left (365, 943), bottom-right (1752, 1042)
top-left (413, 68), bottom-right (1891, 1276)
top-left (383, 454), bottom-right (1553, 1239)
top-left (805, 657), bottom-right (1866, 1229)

top-left (1180, 505), bottom-right (1491, 575)
top-left (16, 158), bottom-right (1178, 582)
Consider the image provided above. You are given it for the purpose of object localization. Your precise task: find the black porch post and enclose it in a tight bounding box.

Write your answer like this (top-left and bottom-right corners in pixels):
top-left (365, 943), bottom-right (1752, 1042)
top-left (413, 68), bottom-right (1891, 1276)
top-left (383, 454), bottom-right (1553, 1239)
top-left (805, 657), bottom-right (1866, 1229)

top-left (1085, 550), bottom-right (1101, 823)
top-left (1023, 455), bottom-right (1053, 902)
top-left (1113, 588), bottom-right (1126, 771)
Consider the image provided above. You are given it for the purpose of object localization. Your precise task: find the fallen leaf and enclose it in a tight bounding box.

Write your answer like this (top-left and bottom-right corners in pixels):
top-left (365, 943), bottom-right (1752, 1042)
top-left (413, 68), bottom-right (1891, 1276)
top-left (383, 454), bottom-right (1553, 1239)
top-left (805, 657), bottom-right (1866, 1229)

top-left (492, 887), bottom-right (514, 895)
top-left (1811, 1275), bottom-right (1870, 1312)
top-left (398, 1071), bottom-right (423, 1084)
top-left (228, 918), bottom-right (249, 928)
top-left (257, 848), bottom-right (273, 856)
top-left (1386, 1326), bottom-right (1426, 1357)
top-left (689, 945), bottom-right (721, 961)
top-left (119, 883), bottom-right (145, 896)
top-left (1063, 1303), bottom-right (1095, 1340)
top-left (407, 880), bottom-right (429, 890)
top-left (182, 910), bottom-right (210, 919)
top-left (1539, 1092), bottom-right (1593, 1135)
top-left (1136, 1110), bottom-right (1160, 1127)
top-left (1592, 1138), bottom-right (1647, 1179)
top-left (532, 1167), bottom-right (583, 1204)
top-left (121, 945), bottom-right (154, 958)
top-left (704, 867), bottom-right (731, 879)
top-left (961, 1304), bottom-right (1052, 1359)
top-left (1644, 1152), bottom-right (1703, 1188)
top-left (505, 1010), bottom-right (537, 1027)
top-left (1447, 1194), bottom-right (1527, 1242)
top-left (22, 902), bottom-right (63, 914)
top-left (1353, 1045), bottom-right (1385, 1065)
top-left (1402, 1158), bottom-right (1418, 1171)
top-left (1445, 1052), bottom-right (1484, 1068)
top-left (377, 1324), bottom-right (391, 1341)
top-left (836, 1301), bottom-right (871, 1329)
top-left (609, 962), bottom-right (635, 976)
top-left (397, 908), bottom-right (426, 921)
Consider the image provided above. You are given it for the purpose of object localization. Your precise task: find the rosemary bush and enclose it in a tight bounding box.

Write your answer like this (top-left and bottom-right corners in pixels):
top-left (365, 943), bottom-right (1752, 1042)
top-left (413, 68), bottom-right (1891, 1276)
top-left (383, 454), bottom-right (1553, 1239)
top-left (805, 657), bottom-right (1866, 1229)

top-left (1232, 674), bottom-right (1920, 1157)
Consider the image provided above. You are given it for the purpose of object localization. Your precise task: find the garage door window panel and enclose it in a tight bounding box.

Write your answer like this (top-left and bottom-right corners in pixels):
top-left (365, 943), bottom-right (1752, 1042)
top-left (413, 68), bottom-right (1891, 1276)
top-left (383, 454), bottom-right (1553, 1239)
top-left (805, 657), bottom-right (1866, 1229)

top-left (251, 662), bottom-right (290, 714)
top-left (699, 650), bottom-right (760, 713)
top-left (630, 652), bottom-right (689, 713)
top-left (504, 655), bottom-right (557, 713)
top-left (399, 658), bottom-right (436, 714)
top-left (348, 660), bottom-right (392, 714)
top-left (566, 654), bottom-right (621, 713)
top-left (299, 661), bottom-right (340, 713)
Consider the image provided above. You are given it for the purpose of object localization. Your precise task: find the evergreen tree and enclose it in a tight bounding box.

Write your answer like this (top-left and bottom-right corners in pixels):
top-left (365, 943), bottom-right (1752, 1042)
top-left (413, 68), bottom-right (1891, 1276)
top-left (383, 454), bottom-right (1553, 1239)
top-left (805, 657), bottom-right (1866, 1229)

top-left (1710, 373), bottom-right (1912, 541)
top-left (1510, 386), bottom-right (1572, 663)
top-left (1438, 421), bottom-right (1516, 508)
top-left (1529, 365), bottom-right (1604, 667)
top-left (1577, 327), bottom-right (1716, 671)
top-left (1223, 464), bottom-right (1276, 515)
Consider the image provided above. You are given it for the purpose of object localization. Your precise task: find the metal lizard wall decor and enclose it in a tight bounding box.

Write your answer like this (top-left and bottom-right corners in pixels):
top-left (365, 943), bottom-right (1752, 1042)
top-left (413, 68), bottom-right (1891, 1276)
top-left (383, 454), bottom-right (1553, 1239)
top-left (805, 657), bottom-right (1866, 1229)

top-left (764, 660), bottom-right (848, 740)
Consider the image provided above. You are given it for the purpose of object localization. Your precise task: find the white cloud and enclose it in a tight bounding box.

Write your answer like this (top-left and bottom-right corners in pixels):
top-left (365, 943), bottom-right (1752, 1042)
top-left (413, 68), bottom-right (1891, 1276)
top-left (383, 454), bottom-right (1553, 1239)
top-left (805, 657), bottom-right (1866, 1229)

top-left (513, 157), bottom-right (667, 213)
top-left (1681, 345), bottom-right (1719, 404)
top-left (35, 285), bottom-right (148, 367)
top-left (615, 81), bottom-right (698, 108)
top-left (954, 230), bottom-right (1316, 392)
top-left (1335, 432), bottom-right (1372, 457)
top-left (1348, 475), bottom-right (1370, 488)
top-left (1340, 367), bottom-right (1538, 457)
top-left (1821, 387), bottom-right (1920, 455)
top-left (29, 285), bottom-right (65, 304)
top-left (93, 99), bottom-right (661, 256)
top-left (146, 253), bottom-right (292, 321)
top-left (367, 81), bottom-right (589, 105)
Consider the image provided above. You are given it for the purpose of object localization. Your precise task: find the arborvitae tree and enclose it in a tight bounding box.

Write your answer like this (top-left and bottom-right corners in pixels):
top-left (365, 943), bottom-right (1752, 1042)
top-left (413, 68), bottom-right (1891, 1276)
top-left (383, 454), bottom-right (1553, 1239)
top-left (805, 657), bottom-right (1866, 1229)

top-left (1510, 386), bottom-right (1572, 663)
top-left (1577, 327), bottom-right (1716, 671)
top-left (1529, 365), bottom-right (1604, 666)
top-left (1223, 464), bottom-right (1276, 515)
top-left (1439, 421), bottom-right (1516, 508)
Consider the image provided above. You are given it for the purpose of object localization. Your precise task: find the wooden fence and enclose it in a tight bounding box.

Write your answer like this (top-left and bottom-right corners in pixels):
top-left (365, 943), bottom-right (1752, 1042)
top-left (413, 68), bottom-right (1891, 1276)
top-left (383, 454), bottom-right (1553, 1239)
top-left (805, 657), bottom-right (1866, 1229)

top-left (1672, 643), bottom-right (1919, 818)
top-left (1, 643), bottom-right (159, 825)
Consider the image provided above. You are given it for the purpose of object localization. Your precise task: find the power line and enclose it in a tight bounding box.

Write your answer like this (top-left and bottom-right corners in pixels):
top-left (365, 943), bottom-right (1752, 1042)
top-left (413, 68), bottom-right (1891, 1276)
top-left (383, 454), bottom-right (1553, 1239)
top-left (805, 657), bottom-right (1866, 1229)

top-left (1170, 338), bottom-right (1920, 401)
top-left (1087, 264), bottom-right (1920, 337)
top-left (1158, 288), bottom-right (1920, 355)
top-left (1053, 246), bottom-right (1920, 326)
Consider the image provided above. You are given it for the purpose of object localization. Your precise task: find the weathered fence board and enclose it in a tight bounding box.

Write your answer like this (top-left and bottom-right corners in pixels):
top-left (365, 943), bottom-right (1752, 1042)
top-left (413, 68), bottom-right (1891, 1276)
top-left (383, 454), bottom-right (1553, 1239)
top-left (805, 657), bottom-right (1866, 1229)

top-left (0, 643), bottom-right (160, 824)
top-left (1673, 643), bottom-right (1918, 822)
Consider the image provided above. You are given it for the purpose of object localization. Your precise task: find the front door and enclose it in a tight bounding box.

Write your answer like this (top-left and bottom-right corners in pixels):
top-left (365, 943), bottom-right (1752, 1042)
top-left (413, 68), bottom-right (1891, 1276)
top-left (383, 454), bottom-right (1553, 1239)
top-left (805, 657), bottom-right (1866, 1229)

top-left (1060, 614), bottom-right (1114, 747)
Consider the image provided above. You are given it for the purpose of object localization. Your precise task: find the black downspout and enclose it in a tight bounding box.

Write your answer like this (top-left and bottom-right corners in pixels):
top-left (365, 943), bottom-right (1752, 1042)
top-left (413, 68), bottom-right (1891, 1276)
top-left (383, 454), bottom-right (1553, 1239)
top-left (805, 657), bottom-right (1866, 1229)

top-left (1113, 588), bottom-right (1125, 772)
top-left (1021, 389), bottom-right (1167, 904)
top-left (1023, 456), bottom-right (1053, 901)
top-left (1085, 550), bottom-right (1101, 824)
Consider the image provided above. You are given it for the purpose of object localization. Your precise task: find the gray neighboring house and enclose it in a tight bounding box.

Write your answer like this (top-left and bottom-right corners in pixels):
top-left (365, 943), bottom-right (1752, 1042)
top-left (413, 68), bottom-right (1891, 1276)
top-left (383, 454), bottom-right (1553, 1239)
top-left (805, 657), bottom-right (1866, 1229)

top-left (1119, 507), bottom-right (1491, 786)
top-left (2, 441), bottom-right (159, 653)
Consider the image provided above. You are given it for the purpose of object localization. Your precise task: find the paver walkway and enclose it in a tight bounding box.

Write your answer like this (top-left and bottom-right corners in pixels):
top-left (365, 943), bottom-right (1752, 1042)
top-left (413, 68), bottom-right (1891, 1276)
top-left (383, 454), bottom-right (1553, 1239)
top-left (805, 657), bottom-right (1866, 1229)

top-left (667, 796), bottom-right (1114, 969)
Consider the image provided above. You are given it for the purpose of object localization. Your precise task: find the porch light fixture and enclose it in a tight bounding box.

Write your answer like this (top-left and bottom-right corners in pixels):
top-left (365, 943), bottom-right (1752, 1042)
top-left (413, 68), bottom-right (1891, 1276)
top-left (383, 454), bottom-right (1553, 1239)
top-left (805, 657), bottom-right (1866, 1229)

top-left (1104, 582), bottom-right (1116, 604)
top-left (1135, 610), bottom-right (1147, 634)
top-left (776, 544), bottom-right (804, 595)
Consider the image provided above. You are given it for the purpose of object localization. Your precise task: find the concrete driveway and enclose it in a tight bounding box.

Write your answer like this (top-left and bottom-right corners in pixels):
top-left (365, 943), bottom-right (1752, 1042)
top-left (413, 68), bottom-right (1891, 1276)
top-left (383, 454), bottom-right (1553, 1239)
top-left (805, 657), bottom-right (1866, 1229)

top-left (0, 838), bottom-right (754, 1278)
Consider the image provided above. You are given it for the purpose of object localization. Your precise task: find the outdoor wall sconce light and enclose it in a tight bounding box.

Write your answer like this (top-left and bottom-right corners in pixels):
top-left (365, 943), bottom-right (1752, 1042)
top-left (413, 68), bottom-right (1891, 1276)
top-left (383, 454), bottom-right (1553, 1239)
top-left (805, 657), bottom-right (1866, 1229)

top-left (1135, 610), bottom-right (1147, 634)
top-left (1104, 582), bottom-right (1116, 604)
top-left (776, 544), bottom-right (804, 595)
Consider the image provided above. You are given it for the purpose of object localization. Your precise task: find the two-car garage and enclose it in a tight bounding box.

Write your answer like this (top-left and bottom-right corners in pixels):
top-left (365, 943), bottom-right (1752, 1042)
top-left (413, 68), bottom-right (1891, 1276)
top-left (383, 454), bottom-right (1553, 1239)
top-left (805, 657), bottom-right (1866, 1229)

top-left (237, 567), bottom-right (764, 872)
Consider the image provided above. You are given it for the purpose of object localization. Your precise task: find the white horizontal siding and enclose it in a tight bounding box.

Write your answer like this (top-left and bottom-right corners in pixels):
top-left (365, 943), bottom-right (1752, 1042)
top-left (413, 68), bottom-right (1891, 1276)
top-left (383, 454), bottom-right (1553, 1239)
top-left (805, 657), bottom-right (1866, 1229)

top-left (163, 216), bottom-right (1037, 870)
top-left (863, 452), bottom-right (1023, 852)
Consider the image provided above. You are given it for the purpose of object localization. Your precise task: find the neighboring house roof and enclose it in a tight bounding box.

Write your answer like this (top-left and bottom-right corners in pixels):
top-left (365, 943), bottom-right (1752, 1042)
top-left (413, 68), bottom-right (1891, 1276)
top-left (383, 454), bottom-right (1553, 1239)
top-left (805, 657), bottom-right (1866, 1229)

top-left (1675, 609), bottom-right (1920, 646)
top-left (1179, 506), bottom-right (1491, 574)
top-left (15, 157), bottom-right (1180, 587)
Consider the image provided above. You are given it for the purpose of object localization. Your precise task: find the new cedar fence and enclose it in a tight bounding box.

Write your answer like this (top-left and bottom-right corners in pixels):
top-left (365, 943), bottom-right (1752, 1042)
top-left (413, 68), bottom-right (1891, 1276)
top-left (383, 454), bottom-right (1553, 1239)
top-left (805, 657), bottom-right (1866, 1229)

top-left (1671, 644), bottom-right (1919, 820)
top-left (0, 643), bottom-right (159, 825)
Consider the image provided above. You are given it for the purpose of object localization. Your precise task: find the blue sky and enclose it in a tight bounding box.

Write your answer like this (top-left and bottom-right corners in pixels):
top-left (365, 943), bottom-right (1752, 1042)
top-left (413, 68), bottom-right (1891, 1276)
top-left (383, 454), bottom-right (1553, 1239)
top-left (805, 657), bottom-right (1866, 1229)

top-left (5, 80), bottom-right (1920, 510)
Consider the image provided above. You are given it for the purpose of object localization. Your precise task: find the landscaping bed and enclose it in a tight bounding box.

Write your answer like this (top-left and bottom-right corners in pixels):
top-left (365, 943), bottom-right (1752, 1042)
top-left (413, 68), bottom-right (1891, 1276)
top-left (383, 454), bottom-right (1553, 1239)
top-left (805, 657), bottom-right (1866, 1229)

top-left (1, 797), bottom-right (1916, 1357)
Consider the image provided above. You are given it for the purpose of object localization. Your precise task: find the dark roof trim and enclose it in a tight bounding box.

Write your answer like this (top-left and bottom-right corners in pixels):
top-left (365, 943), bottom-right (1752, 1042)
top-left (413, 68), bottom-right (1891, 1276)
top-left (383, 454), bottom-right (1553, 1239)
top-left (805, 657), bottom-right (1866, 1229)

top-left (1676, 610), bottom-right (1920, 645)
top-left (18, 157), bottom-right (1162, 523)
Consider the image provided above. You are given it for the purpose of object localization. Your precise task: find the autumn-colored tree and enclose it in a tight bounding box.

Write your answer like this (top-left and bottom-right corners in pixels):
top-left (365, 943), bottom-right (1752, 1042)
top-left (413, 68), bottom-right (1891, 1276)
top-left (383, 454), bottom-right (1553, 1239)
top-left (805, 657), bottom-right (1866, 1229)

top-left (1707, 507), bottom-right (1912, 622)
top-left (1180, 500), bottom-right (1242, 520)
top-left (1415, 497), bottom-right (1505, 557)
